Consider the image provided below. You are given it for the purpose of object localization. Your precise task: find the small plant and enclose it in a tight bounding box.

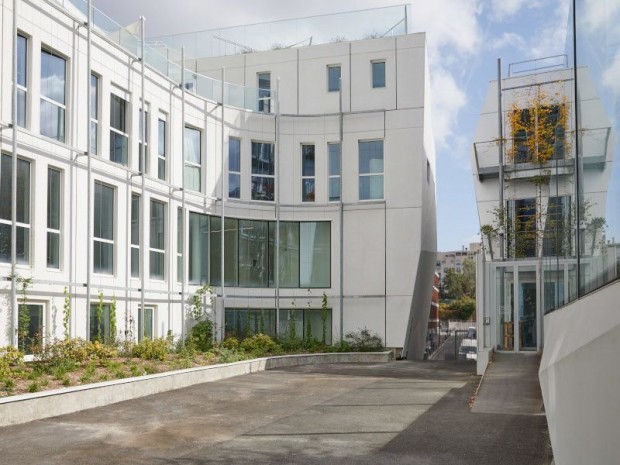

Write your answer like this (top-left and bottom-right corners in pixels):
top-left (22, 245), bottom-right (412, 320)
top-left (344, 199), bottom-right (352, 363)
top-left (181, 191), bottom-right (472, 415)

top-left (221, 336), bottom-right (240, 351)
top-left (109, 295), bottom-right (117, 344)
top-left (321, 292), bottom-right (329, 345)
top-left (3, 378), bottom-right (16, 391)
top-left (190, 284), bottom-right (212, 321)
top-left (28, 381), bottom-right (40, 393)
top-left (95, 290), bottom-right (104, 343)
top-left (63, 287), bottom-right (71, 340)
top-left (188, 319), bottom-right (214, 352)
top-left (343, 328), bottom-right (384, 352)
top-left (0, 346), bottom-right (24, 377)
top-left (132, 338), bottom-right (170, 361)
top-left (62, 377), bottom-right (71, 386)
top-left (240, 333), bottom-right (280, 356)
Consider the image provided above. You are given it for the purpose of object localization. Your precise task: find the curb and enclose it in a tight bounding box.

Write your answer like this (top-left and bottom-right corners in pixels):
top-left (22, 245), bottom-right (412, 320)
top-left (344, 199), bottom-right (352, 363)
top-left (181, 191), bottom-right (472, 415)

top-left (0, 351), bottom-right (392, 427)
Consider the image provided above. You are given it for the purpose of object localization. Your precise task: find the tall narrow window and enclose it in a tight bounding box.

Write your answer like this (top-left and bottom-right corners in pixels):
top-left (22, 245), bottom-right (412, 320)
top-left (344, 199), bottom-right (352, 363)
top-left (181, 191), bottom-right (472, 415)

top-left (131, 193), bottom-right (140, 278)
top-left (328, 143), bottom-right (341, 201)
top-left (229, 138), bottom-right (241, 199)
top-left (89, 303), bottom-right (112, 343)
top-left (110, 93), bottom-right (128, 166)
top-left (157, 116), bottom-right (166, 180)
top-left (327, 65), bottom-right (341, 92)
top-left (359, 140), bottom-right (384, 200)
top-left (372, 60), bottom-right (386, 88)
top-left (177, 208), bottom-right (183, 283)
top-left (189, 211), bottom-right (209, 284)
top-left (90, 74), bottom-right (99, 154)
top-left (257, 72), bottom-right (271, 113)
top-left (0, 154), bottom-right (31, 264)
top-left (47, 168), bottom-right (61, 269)
top-left (139, 307), bottom-right (154, 340)
top-left (300, 222), bottom-right (331, 288)
top-left (18, 304), bottom-right (43, 354)
top-left (40, 48), bottom-right (66, 142)
top-left (16, 34), bottom-right (28, 128)
top-left (510, 198), bottom-right (537, 258)
top-left (238, 220), bottom-right (268, 287)
top-left (138, 108), bottom-right (149, 174)
top-left (302, 144), bottom-right (315, 202)
top-left (150, 200), bottom-right (165, 280)
top-left (93, 182), bottom-right (114, 274)
top-left (251, 141), bottom-right (275, 201)
top-left (184, 126), bottom-right (202, 192)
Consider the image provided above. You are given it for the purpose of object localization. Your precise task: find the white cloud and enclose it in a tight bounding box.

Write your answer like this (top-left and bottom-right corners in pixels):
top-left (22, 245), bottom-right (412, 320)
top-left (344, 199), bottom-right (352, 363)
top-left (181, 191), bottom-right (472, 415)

top-left (487, 0), bottom-right (544, 22)
top-left (603, 50), bottom-right (620, 96)
top-left (528, 0), bottom-right (570, 58)
top-left (582, 0), bottom-right (620, 33)
top-left (489, 32), bottom-right (526, 51)
top-left (430, 66), bottom-right (468, 150)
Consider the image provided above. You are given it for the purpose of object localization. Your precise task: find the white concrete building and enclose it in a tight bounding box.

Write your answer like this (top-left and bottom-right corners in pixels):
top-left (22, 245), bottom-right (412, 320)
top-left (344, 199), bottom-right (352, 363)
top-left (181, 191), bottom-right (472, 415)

top-left (0, 1), bottom-right (436, 358)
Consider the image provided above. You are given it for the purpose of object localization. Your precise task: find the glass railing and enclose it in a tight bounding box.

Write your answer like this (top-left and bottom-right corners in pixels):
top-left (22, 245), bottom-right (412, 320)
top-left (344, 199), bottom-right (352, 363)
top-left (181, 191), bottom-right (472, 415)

top-left (48, 0), bottom-right (276, 111)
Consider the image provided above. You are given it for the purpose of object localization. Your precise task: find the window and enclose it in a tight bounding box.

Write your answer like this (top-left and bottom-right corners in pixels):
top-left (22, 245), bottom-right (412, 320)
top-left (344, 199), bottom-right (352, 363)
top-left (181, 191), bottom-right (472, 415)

top-left (239, 220), bottom-right (268, 287)
top-left (327, 65), bottom-right (341, 92)
top-left (251, 141), bottom-right (275, 201)
top-left (512, 105), bottom-right (566, 163)
top-left (301, 144), bottom-right (315, 202)
top-left (110, 93), bottom-right (128, 165)
top-left (157, 116), bottom-right (166, 180)
top-left (184, 126), bottom-right (202, 192)
top-left (225, 308), bottom-right (277, 339)
top-left (328, 142), bottom-right (341, 201)
top-left (359, 140), bottom-right (384, 200)
top-left (17, 304), bottom-right (43, 354)
top-left (257, 72), bottom-right (271, 112)
top-left (90, 74), bottom-right (99, 154)
top-left (300, 222), bottom-right (331, 288)
top-left (268, 221), bottom-right (300, 288)
top-left (0, 154), bottom-right (31, 264)
top-left (372, 60), bottom-right (386, 88)
top-left (229, 138), bottom-right (241, 199)
top-left (138, 108), bottom-right (149, 174)
top-left (94, 182), bottom-right (114, 274)
top-left (40, 48), bottom-right (66, 142)
top-left (189, 211), bottom-right (209, 284)
top-left (177, 208), bottom-right (183, 282)
top-left (509, 198), bottom-right (537, 258)
top-left (16, 34), bottom-right (27, 128)
top-left (47, 168), bottom-right (61, 269)
top-left (131, 193), bottom-right (140, 278)
top-left (210, 217), bottom-right (238, 287)
top-left (543, 196), bottom-right (570, 257)
top-left (89, 303), bottom-right (112, 343)
top-left (150, 200), bottom-right (165, 280)
top-left (139, 307), bottom-right (154, 340)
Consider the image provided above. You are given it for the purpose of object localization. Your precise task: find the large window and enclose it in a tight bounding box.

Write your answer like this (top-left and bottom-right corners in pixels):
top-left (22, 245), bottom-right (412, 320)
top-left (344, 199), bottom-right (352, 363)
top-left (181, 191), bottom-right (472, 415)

top-left (16, 34), bottom-right (27, 128)
top-left (94, 182), bottom-right (114, 274)
top-left (0, 154), bottom-right (30, 264)
top-left (17, 304), bottom-right (43, 354)
top-left (89, 303), bottom-right (112, 343)
top-left (157, 116), bottom-right (166, 180)
top-left (543, 196), bottom-right (570, 257)
top-left (300, 222), bottom-right (331, 288)
top-left (150, 200), bottom-right (165, 280)
top-left (257, 72), bottom-right (271, 112)
top-left (189, 211), bottom-right (209, 284)
top-left (139, 307), bottom-right (154, 341)
top-left (328, 142), bottom-right (341, 202)
top-left (110, 93), bottom-right (128, 165)
top-left (40, 48), bottom-right (66, 142)
top-left (359, 140), bottom-right (384, 200)
top-left (225, 308), bottom-right (277, 339)
top-left (47, 168), bottom-right (61, 269)
top-left (372, 60), bottom-right (386, 88)
top-left (512, 105), bottom-right (566, 164)
top-left (302, 144), bottom-right (315, 202)
top-left (131, 194), bottom-right (140, 278)
top-left (90, 74), bottom-right (99, 154)
top-left (184, 126), bottom-right (202, 192)
top-left (138, 108), bottom-right (149, 174)
top-left (327, 65), bottom-right (341, 92)
top-left (251, 141), bottom-right (275, 201)
top-left (229, 138), bottom-right (241, 199)
top-left (239, 220), bottom-right (269, 287)
top-left (210, 217), bottom-right (239, 286)
top-left (268, 221), bottom-right (300, 288)
top-left (509, 198), bottom-right (537, 259)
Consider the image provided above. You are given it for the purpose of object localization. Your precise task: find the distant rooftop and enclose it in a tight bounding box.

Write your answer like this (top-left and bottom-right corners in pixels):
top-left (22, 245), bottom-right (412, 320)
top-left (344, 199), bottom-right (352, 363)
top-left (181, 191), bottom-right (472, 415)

top-left (151, 5), bottom-right (411, 60)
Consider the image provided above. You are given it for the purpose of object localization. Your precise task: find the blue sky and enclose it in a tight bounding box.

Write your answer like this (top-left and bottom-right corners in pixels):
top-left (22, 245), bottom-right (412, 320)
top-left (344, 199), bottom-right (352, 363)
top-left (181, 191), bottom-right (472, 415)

top-left (95, 0), bottom-right (571, 251)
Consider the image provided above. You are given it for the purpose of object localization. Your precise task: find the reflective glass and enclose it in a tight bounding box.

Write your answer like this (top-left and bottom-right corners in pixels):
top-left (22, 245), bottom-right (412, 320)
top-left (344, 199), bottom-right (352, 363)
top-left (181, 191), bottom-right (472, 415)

top-left (40, 49), bottom-right (66, 104)
top-left (239, 220), bottom-right (268, 287)
top-left (328, 65), bottom-right (341, 92)
top-left (189, 211), bottom-right (209, 284)
top-left (372, 61), bottom-right (386, 88)
top-left (300, 222), bottom-right (331, 288)
top-left (268, 221), bottom-right (300, 288)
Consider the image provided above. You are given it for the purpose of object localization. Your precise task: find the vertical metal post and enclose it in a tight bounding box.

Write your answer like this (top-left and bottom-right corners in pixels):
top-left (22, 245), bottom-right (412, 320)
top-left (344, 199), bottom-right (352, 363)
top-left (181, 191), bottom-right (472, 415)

top-left (404, 5), bottom-right (409, 34)
top-left (275, 78), bottom-right (281, 335)
top-left (10, 0), bottom-right (18, 346)
top-left (180, 47), bottom-right (186, 342)
top-left (338, 76), bottom-right (344, 342)
top-left (220, 67), bottom-right (225, 340)
top-left (85, 0), bottom-right (93, 339)
top-left (139, 15), bottom-right (146, 342)
top-left (572, 0), bottom-right (582, 295)
top-left (497, 58), bottom-right (505, 261)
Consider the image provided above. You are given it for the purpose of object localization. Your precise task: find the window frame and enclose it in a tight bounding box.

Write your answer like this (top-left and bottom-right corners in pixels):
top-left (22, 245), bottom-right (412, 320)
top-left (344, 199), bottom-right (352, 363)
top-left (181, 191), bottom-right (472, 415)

top-left (40, 46), bottom-right (67, 142)
top-left (46, 167), bottom-right (62, 270)
top-left (0, 154), bottom-right (31, 265)
top-left (301, 144), bottom-right (315, 202)
top-left (184, 125), bottom-right (202, 193)
top-left (257, 72), bottom-right (271, 113)
top-left (371, 60), bottom-right (386, 89)
top-left (93, 181), bottom-right (115, 275)
top-left (327, 64), bottom-right (341, 92)
top-left (358, 139), bottom-right (384, 201)
top-left (90, 73), bottom-right (100, 155)
top-left (16, 33), bottom-right (28, 128)
top-left (149, 199), bottom-right (166, 281)
top-left (251, 141), bottom-right (275, 202)
top-left (328, 142), bottom-right (341, 202)
top-left (109, 91), bottom-right (129, 166)
top-left (228, 137), bottom-right (241, 199)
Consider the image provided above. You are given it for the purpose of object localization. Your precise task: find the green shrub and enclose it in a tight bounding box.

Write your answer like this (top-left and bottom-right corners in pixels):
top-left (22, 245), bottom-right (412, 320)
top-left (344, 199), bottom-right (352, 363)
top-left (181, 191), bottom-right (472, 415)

top-left (36, 339), bottom-right (89, 364)
top-left (132, 338), bottom-right (170, 361)
top-left (215, 347), bottom-right (249, 363)
top-left (343, 328), bottom-right (384, 352)
top-left (240, 333), bottom-right (280, 356)
top-left (2, 378), bottom-right (16, 391)
top-left (187, 319), bottom-right (214, 352)
top-left (28, 381), bottom-right (40, 393)
top-left (220, 336), bottom-right (240, 351)
top-left (85, 341), bottom-right (118, 360)
top-left (0, 346), bottom-right (24, 377)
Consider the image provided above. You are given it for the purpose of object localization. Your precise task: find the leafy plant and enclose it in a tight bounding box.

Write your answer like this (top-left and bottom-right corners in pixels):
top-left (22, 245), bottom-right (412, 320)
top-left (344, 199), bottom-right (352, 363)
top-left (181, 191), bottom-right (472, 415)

top-left (132, 338), bottom-right (170, 361)
top-left (343, 328), bottom-right (384, 352)
top-left (240, 333), bottom-right (280, 356)
top-left (188, 319), bottom-right (214, 352)
top-left (190, 284), bottom-right (212, 322)
top-left (95, 290), bottom-right (104, 343)
top-left (321, 292), bottom-right (329, 345)
top-left (109, 295), bottom-right (117, 344)
top-left (220, 336), bottom-right (240, 351)
top-left (63, 287), bottom-right (71, 340)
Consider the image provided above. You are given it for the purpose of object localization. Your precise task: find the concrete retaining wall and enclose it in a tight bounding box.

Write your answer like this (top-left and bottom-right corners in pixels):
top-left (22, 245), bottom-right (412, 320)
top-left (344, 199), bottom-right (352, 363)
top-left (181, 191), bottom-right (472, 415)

top-left (0, 351), bottom-right (391, 427)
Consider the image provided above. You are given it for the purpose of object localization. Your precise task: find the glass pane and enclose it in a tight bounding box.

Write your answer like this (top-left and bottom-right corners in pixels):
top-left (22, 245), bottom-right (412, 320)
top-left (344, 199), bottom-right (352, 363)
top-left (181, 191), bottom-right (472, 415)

top-left (251, 142), bottom-right (274, 175)
top-left (0, 155), bottom-right (30, 223)
top-left (189, 212), bottom-right (209, 284)
top-left (300, 222), bottom-right (331, 288)
top-left (328, 65), bottom-right (341, 92)
top-left (89, 304), bottom-right (111, 342)
top-left (150, 251), bottom-right (164, 279)
top-left (40, 49), bottom-right (66, 104)
top-left (47, 231), bottom-right (59, 268)
top-left (17, 35), bottom-right (27, 87)
top-left (258, 72), bottom-right (271, 112)
top-left (225, 308), bottom-right (276, 338)
top-left (302, 178), bottom-right (315, 202)
top-left (269, 221), bottom-right (300, 288)
top-left (131, 194), bottom-right (139, 245)
top-left (209, 217), bottom-right (238, 286)
top-left (184, 127), bottom-right (201, 164)
top-left (17, 89), bottom-right (26, 128)
top-left (229, 138), bottom-right (241, 172)
top-left (279, 309), bottom-right (304, 340)
top-left (90, 121), bottom-right (98, 154)
top-left (143, 308), bottom-right (154, 339)
top-left (497, 267), bottom-right (514, 351)
top-left (131, 247), bottom-right (139, 278)
top-left (302, 145), bottom-right (315, 177)
top-left (0, 223), bottom-right (9, 263)
top-left (305, 309), bottom-right (331, 344)
top-left (229, 173), bottom-right (240, 198)
top-left (359, 140), bottom-right (384, 174)
top-left (158, 119), bottom-right (166, 156)
top-left (251, 176), bottom-right (274, 201)
top-left (329, 177), bottom-right (341, 202)
top-left (40, 99), bottom-right (65, 142)
top-left (184, 165), bottom-right (201, 192)
top-left (0, 224), bottom-right (30, 264)
top-left (328, 143), bottom-right (341, 175)
top-left (518, 267), bottom-right (537, 349)
top-left (150, 200), bottom-right (165, 250)
top-left (90, 74), bottom-right (98, 119)
top-left (110, 131), bottom-right (128, 165)
top-left (94, 240), bottom-right (113, 274)
top-left (372, 61), bottom-right (385, 88)
top-left (513, 198), bottom-right (537, 258)
top-left (238, 220), bottom-right (268, 287)
top-left (110, 94), bottom-right (126, 132)
top-left (47, 168), bottom-right (60, 230)
top-left (94, 183), bottom-right (114, 240)
top-left (359, 175), bottom-right (384, 200)
top-left (158, 158), bottom-right (166, 180)
top-left (18, 304), bottom-right (43, 354)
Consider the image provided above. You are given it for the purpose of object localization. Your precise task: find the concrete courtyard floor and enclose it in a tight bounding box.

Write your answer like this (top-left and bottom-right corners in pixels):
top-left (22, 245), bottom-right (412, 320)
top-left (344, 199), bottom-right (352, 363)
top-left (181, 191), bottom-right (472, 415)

top-left (0, 360), bottom-right (552, 464)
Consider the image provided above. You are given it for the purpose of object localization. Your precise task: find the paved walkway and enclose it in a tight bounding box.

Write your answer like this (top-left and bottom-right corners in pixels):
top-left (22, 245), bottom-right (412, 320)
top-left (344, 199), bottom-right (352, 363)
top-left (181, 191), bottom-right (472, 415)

top-left (0, 360), bottom-right (552, 464)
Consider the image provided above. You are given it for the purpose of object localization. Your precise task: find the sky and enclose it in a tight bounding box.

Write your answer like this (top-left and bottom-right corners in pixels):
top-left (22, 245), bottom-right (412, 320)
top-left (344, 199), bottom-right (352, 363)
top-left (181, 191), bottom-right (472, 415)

top-left (94, 0), bottom-right (571, 251)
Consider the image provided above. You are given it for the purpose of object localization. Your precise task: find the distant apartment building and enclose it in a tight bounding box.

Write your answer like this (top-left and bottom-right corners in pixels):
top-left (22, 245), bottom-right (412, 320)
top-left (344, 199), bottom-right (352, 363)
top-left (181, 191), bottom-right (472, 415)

top-left (435, 243), bottom-right (480, 282)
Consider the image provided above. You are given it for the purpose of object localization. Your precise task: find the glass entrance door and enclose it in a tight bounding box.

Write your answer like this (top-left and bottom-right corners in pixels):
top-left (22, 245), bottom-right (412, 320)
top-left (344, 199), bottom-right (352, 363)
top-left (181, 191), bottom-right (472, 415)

top-left (518, 267), bottom-right (537, 350)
